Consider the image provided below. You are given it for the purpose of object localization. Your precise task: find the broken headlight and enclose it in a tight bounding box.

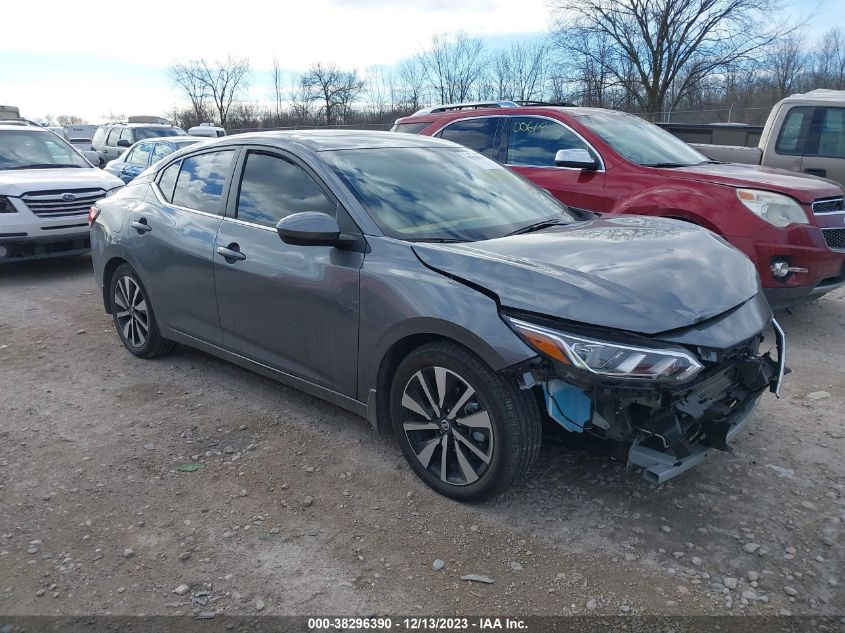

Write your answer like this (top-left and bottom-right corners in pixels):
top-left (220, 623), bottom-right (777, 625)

top-left (504, 317), bottom-right (703, 383)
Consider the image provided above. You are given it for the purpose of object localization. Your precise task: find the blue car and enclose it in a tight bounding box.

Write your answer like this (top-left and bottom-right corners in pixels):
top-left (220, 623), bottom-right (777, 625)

top-left (104, 137), bottom-right (203, 183)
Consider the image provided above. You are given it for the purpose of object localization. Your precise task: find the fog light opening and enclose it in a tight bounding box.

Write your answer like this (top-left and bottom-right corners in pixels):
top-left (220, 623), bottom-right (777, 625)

top-left (0, 245), bottom-right (8, 259)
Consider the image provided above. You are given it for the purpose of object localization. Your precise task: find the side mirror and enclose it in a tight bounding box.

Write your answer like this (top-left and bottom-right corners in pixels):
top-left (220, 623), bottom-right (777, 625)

top-left (83, 150), bottom-right (99, 165)
top-left (554, 148), bottom-right (599, 170)
top-left (276, 212), bottom-right (341, 247)
top-left (116, 139), bottom-right (132, 148)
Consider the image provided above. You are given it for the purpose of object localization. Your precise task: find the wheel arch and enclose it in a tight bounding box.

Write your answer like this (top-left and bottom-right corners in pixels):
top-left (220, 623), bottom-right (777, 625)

top-left (366, 319), bottom-right (534, 435)
top-left (101, 256), bottom-right (130, 313)
top-left (612, 186), bottom-right (726, 235)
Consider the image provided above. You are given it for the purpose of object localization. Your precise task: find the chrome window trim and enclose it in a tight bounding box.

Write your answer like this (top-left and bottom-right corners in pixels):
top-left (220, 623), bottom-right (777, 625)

top-left (221, 216), bottom-right (277, 233)
top-left (501, 114), bottom-right (606, 172)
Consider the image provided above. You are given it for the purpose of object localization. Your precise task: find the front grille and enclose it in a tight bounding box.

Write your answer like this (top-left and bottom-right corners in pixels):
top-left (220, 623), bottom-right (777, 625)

top-left (21, 188), bottom-right (106, 218)
top-left (822, 228), bottom-right (845, 250)
top-left (813, 197), bottom-right (845, 214)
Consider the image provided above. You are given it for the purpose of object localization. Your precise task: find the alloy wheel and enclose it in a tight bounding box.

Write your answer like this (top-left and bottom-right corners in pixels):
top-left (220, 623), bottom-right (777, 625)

top-left (401, 366), bottom-right (493, 486)
top-left (113, 275), bottom-right (149, 348)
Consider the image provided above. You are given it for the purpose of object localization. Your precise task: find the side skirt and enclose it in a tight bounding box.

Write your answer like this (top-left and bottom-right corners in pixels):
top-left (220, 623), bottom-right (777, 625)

top-left (166, 329), bottom-right (370, 420)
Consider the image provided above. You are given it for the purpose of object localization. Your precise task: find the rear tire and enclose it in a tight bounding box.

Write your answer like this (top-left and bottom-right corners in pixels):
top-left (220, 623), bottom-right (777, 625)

top-left (109, 263), bottom-right (175, 359)
top-left (390, 341), bottom-right (541, 501)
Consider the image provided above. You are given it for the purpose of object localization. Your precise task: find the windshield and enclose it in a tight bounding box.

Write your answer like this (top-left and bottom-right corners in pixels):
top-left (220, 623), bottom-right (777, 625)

top-left (135, 127), bottom-right (187, 140)
top-left (324, 147), bottom-right (574, 242)
top-left (0, 129), bottom-right (90, 169)
top-left (577, 112), bottom-right (709, 167)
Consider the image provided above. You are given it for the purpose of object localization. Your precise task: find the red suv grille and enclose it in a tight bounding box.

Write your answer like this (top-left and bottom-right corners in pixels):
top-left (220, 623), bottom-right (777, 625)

top-left (822, 228), bottom-right (845, 250)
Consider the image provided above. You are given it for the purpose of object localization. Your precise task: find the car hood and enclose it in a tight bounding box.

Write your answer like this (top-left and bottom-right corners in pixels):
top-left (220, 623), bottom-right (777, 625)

top-left (0, 167), bottom-right (123, 197)
top-left (662, 163), bottom-right (842, 204)
top-left (412, 216), bottom-right (760, 335)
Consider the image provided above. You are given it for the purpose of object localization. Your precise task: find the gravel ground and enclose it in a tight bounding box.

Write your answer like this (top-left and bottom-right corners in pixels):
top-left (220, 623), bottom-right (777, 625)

top-left (0, 256), bottom-right (843, 618)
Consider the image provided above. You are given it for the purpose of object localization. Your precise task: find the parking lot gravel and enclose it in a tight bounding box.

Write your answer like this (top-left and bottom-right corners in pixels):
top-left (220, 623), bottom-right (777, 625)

top-left (0, 256), bottom-right (843, 617)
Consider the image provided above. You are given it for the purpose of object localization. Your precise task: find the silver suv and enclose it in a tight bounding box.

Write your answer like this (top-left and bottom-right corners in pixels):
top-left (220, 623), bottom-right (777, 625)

top-left (0, 121), bottom-right (123, 261)
top-left (91, 123), bottom-right (187, 167)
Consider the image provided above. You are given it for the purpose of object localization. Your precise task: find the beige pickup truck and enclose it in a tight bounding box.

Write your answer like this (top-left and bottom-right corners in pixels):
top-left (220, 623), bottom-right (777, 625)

top-left (673, 90), bottom-right (845, 188)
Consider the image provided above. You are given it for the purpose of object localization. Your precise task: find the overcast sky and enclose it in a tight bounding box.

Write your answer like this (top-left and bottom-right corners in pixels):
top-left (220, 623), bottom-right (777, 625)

top-left (0, 0), bottom-right (835, 123)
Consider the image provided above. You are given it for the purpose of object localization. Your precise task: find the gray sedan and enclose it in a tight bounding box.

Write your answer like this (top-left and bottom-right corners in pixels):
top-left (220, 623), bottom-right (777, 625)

top-left (90, 131), bottom-right (783, 499)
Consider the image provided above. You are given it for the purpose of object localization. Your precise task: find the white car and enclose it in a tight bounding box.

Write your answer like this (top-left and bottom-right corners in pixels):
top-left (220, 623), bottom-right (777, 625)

top-left (0, 121), bottom-right (123, 262)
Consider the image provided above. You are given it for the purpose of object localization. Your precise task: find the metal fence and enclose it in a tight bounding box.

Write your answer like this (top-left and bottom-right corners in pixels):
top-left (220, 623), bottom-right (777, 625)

top-left (634, 106), bottom-right (774, 126)
top-left (225, 106), bottom-right (775, 135)
top-left (227, 122), bottom-right (393, 135)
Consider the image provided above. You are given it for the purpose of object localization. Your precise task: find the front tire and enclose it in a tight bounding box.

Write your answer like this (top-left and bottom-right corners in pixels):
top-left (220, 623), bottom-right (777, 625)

top-left (109, 263), bottom-right (175, 358)
top-left (390, 341), bottom-right (541, 501)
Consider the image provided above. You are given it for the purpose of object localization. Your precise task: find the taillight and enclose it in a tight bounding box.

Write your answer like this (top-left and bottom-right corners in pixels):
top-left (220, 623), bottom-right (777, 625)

top-left (88, 205), bottom-right (101, 226)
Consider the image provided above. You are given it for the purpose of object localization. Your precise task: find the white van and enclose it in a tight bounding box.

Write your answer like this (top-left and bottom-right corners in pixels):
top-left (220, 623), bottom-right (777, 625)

top-left (188, 123), bottom-right (226, 138)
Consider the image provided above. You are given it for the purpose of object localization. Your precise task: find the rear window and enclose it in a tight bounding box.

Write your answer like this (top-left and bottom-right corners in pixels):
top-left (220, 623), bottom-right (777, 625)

top-left (391, 122), bottom-right (430, 134)
top-left (135, 127), bottom-right (188, 140)
top-left (171, 150), bottom-right (235, 214)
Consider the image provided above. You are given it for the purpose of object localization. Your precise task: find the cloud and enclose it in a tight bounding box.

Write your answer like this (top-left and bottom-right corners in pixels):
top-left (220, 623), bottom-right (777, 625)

top-left (0, 0), bottom-right (551, 71)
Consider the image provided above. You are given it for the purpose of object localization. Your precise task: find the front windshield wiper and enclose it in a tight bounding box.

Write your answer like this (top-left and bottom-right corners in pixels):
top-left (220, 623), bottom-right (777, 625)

top-left (408, 237), bottom-right (467, 243)
top-left (641, 162), bottom-right (694, 168)
top-left (4, 163), bottom-right (83, 170)
top-left (504, 218), bottom-right (567, 237)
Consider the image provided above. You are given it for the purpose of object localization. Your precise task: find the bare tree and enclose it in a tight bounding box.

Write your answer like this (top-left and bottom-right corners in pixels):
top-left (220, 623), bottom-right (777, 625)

top-left (768, 32), bottom-right (808, 98)
top-left (813, 28), bottom-right (845, 89)
top-left (364, 66), bottom-right (391, 118)
top-left (300, 63), bottom-right (365, 125)
top-left (552, 0), bottom-right (789, 115)
top-left (56, 115), bottom-right (86, 126)
top-left (169, 57), bottom-right (250, 127)
top-left (397, 57), bottom-right (427, 111)
top-left (419, 32), bottom-right (487, 103)
top-left (272, 57), bottom-right (285, 122)
top-left (196, 57), bottom-right (251, 128)
top-left (492, 40), bottom-right (549, 101)
top-left (168, 61), bottom-right (210, 124)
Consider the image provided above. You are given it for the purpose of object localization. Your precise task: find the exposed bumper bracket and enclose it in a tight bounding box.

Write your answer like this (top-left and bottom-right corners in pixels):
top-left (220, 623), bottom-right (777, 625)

top-left (627, 397), bottom-right (756, 485)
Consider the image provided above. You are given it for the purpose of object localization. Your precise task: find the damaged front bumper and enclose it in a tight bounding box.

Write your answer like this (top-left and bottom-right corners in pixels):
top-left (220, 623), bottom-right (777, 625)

top-left (627, 394), bottom-right (756, 485)
top-left (524, 319), bottom-right (786, 485)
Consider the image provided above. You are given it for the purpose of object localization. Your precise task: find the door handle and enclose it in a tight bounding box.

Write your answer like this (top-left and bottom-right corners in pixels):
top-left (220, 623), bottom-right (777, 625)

top-left (217, 244), bottom-right (246, 261)
top-left (130, 219), bottom-right (151, 233)
top-left (804, 168), bottom-right (827, 177)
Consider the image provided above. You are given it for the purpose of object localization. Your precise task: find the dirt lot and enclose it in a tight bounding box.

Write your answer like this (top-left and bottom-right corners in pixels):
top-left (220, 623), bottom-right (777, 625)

top-left (0, 256), bottom-right (843, 618)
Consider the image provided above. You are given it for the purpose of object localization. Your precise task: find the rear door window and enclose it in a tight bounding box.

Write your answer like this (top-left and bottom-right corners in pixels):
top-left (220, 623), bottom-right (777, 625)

top-left (129, 143), bottom-right (153, 166)
top-left (151, 143), bottom-right (172, 163)
top-left (171, 150), bottom-right (236, 214)
top-left (436, 118), bottom-right (500, 159)
top-left (506, 117), bottom-right (591, 167)
top-left (157, 161), bottom-right (181, 202)
top-left (775, 107), bottom-right (813, 155)
top-left (92, 127), bottom-right (107, 147)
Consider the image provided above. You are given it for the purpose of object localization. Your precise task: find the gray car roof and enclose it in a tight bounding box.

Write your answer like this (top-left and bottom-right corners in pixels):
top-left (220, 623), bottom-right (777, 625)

top-left (219, 129), bottom-right (457, 151)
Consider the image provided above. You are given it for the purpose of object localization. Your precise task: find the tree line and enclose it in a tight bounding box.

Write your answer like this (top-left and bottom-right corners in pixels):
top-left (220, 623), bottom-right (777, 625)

top-left (50, 1), bottom-right (845, 129)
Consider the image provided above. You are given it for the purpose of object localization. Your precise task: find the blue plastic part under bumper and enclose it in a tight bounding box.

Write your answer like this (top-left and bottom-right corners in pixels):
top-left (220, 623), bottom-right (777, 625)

top-left (544, 379), bottom-right (592, 433)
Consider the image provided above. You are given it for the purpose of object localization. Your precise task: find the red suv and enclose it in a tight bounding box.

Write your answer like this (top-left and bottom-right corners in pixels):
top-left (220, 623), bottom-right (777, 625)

top-left (393, 101), bottom-right (845, 307)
